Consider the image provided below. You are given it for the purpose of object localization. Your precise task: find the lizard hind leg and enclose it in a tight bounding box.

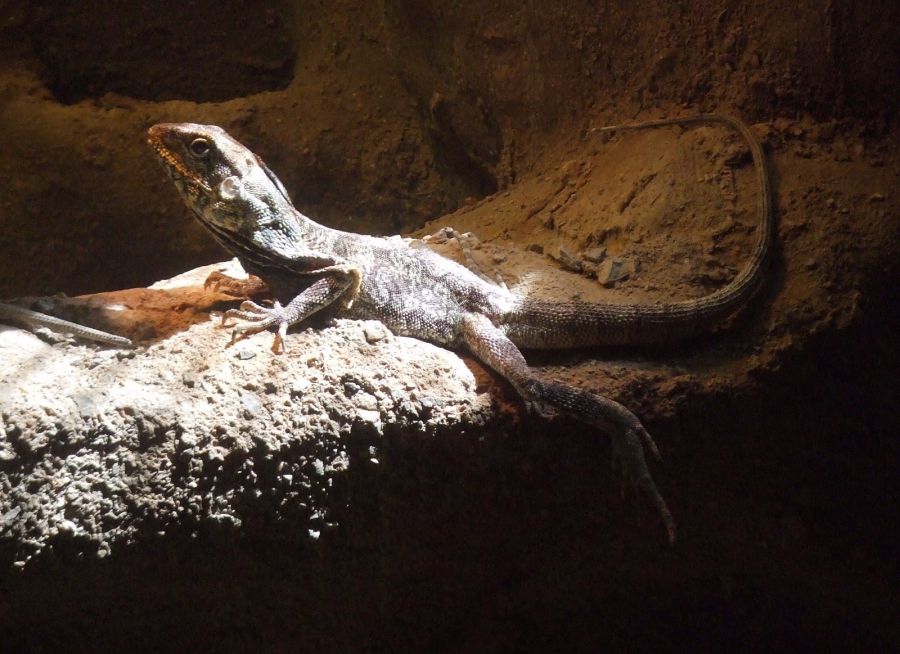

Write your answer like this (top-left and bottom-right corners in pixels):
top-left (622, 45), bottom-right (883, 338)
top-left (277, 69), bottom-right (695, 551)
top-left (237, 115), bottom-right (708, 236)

top-left (538, 378), bottom-right (675, 543)
top-left (460, 313), bottom-right (676, 543)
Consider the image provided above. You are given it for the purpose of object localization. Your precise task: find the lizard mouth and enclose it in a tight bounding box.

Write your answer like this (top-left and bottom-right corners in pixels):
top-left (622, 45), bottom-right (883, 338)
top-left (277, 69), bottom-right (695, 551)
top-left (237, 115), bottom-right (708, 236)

top-left (147, 126), bottom-right (212, 193)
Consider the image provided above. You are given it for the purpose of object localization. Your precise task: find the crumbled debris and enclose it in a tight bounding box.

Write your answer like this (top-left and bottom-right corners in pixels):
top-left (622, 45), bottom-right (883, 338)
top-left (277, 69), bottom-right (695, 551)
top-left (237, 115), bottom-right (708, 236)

top-left (596, 257), bottom-right (635, 286)
top-left (547, 244), bottom-right (583, 272)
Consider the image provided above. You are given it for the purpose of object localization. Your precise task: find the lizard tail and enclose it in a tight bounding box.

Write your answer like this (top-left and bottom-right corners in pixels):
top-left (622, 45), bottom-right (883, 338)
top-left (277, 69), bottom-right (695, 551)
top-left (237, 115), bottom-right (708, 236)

top-left (506, 113), bottom-right (773, 349)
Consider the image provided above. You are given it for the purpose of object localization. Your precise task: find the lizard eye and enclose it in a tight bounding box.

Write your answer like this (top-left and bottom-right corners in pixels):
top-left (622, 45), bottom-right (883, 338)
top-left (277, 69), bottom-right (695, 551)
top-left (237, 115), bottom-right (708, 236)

top-left (189, 138), bottom-right (210, 158)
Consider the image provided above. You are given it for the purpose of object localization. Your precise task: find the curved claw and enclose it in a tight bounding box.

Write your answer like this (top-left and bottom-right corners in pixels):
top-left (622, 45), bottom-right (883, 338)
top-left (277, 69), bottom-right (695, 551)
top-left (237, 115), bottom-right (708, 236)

top-left (610, 426), bottom-right (676, 544)
top-left (273, 320), bottom-right (289, 353)
top-left (221, 299), bottom-right (291, 352)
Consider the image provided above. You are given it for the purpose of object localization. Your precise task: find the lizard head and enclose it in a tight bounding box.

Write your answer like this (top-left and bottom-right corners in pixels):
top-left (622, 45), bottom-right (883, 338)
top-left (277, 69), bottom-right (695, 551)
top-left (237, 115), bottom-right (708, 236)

top-left (148, 123), bottom-right (236, 201)
top-left (147, 123), bottom-right (295, 236)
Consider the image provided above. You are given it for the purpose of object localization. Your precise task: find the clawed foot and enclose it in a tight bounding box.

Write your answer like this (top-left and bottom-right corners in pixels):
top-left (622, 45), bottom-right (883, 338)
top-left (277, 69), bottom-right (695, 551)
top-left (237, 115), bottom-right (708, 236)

top-left (528, 383), bottom-right (676, 543)
top-left (610, 423), bottom-right (677, 544)
top-left (221, 300), bottom-right (290, 353)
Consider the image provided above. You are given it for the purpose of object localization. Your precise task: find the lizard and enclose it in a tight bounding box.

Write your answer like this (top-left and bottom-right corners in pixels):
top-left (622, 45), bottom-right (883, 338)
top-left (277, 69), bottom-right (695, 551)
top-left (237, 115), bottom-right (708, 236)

top-left (0, 301), bottom-right (132, 347)
top-left (147, 114), bottom-right (773, 543)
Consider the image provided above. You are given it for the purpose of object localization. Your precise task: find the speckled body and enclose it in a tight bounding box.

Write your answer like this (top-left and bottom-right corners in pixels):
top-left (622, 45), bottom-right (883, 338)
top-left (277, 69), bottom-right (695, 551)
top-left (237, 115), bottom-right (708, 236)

top-left (299, 230), bottom-right (518, 345)
top-left (148, 116), bottom-right (773, 543)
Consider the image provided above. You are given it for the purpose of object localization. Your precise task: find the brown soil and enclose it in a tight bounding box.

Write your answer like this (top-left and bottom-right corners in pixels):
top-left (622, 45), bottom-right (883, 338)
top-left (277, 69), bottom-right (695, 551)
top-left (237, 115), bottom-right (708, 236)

top-left (0, 1), bottom-right (898, 652)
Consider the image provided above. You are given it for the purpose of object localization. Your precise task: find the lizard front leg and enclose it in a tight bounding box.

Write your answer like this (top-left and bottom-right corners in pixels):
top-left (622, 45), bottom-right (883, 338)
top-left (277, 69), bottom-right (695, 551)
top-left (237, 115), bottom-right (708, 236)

top-left (461, 313), bottom-right (676, 543)
top-left (223, 265), bottom-right (361, 352)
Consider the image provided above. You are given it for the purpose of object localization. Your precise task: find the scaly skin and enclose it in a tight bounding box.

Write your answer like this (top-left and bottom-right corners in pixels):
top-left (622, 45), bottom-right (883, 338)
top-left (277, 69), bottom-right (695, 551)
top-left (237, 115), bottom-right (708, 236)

top-left (148, 116), bottom-right (773, 543)
top-left (0, 301), bottom-right (132, 347)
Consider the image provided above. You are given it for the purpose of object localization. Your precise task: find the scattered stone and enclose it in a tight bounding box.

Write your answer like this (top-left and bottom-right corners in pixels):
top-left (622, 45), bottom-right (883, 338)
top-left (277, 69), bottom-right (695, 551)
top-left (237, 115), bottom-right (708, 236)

top-left (793, 144), bottom-right (819, 159)
top-left (290, 378), bottom-right (311, 397)
top-left (240, 391), bottom-right (265, 418)
top-left (1, 506), bottom-right (22, 531)
top-left (73, 392), bottom-right (100, 418)
top-left (363, 323), bottom-right (388, 344)
top-left (596, 257), bottom-right (635, 286)
top-left (868, 193), bottom-right (885, 203)
top-left (179, 433), bottom-right (198, 448)
top-left (456, 231), bottom-right (481, 249)
top-left (355, 409), bottom-right (381, 426)
top-left (424, 226), bottom-right (454, 244)
top-left (722, 142), bottom-right (751, 166)
top-left (182, 372), bottom-right (198, 388)
top-left (581, 247), bottom-right (607, 264)
top-left (547, 244), bottom-right (583, 272)
top-left (33, 327), bottom-right (68, 345)
top-left (352, 393), bottom-right (378, 411)
top-left (711, 216), bottom-right (736, 238)
top-left (773, 117), bottom-right (791, 133)
top-left (236, 348), bottom-right (256, 360)
top-left (57, 519), bottom-right (78, 535)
